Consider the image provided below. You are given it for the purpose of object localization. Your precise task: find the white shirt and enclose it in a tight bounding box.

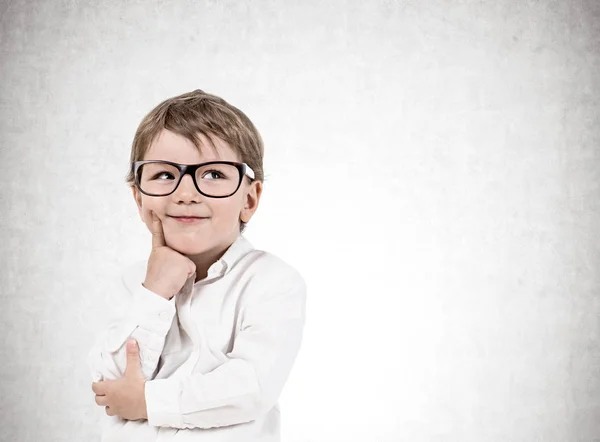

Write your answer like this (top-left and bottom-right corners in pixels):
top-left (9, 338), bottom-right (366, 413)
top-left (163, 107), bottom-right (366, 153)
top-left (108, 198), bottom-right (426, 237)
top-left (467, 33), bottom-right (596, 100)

top-left (87, 235), bottom-right (307, 442)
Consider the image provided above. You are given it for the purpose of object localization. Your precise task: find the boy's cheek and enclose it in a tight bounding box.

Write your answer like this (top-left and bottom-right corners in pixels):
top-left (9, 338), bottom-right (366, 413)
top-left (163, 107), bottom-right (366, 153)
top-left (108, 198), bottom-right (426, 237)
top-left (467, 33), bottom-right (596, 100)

top-left (140, 207), bottom-right (165, 226)
top-left (139, 207), bottom-right (150, 225)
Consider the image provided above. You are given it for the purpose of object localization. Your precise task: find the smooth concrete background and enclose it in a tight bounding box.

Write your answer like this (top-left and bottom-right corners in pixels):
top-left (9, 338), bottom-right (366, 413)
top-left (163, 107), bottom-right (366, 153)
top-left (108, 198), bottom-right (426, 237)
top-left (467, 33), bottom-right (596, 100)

top-left (0, 1), bottom-right (598, 441)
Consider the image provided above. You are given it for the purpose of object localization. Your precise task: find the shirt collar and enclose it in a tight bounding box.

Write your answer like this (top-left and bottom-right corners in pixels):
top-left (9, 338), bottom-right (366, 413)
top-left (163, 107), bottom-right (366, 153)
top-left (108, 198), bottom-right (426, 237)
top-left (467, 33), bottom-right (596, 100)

top-left (204, 234), bottom-right (254, 279)
top-left (128, 235), bottom-right (255, 297)
top-left (172, 235), bottom-right (255, 295)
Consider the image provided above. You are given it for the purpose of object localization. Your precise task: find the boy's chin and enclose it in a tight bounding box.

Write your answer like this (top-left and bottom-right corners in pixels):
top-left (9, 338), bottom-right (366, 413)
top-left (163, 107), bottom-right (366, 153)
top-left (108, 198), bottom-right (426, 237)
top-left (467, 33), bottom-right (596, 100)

top-left (169, 243), bottom-right (209, 256)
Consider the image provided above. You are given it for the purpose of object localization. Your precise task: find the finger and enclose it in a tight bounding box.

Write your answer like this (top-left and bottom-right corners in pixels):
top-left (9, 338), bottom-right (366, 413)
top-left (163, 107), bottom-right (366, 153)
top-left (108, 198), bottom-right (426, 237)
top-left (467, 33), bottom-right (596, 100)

top-left (95, 395), bottom-right (108, 406)
top-left (91, 381), bottom-right (105, 395)
top-left (150, 210), bottom-right (166, 249)
top-left (124, 339), bottom-right (141, 376)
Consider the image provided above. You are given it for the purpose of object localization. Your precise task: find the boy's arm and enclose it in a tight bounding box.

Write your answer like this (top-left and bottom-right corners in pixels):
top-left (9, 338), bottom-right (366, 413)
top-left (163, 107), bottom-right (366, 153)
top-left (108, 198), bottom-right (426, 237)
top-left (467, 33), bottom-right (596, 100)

top-left (143, 270), bottom-right (307, 429)
top-left (87, 268), bottom-right (177, 382)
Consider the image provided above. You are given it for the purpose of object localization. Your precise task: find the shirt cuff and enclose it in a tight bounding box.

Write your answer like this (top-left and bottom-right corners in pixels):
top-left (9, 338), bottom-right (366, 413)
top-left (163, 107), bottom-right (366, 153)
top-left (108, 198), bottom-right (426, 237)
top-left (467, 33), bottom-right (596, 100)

top-left (145, 377), bottom-right (183, 428)
top-left (130, 282), bottom-right (177, 336)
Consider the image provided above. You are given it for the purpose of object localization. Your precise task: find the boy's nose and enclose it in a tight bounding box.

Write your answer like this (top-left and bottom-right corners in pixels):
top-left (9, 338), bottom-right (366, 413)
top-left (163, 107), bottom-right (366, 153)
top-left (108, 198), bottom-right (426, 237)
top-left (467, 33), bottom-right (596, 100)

top-left (173, 174), bottom-right (202, 201)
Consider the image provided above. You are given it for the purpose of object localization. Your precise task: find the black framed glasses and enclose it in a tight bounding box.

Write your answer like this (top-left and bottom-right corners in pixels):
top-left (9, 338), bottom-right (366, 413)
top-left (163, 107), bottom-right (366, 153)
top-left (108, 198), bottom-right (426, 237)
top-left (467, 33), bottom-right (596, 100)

top-left (132, 160), bottom-right (256, 198)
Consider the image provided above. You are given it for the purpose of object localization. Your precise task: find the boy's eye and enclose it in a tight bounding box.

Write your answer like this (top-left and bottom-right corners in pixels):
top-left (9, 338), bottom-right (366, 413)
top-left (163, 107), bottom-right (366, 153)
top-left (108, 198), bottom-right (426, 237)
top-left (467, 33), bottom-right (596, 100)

top-left (201, 170), bottom-right (225, 180)
top-left (152, 172), bottom-right (175, 180)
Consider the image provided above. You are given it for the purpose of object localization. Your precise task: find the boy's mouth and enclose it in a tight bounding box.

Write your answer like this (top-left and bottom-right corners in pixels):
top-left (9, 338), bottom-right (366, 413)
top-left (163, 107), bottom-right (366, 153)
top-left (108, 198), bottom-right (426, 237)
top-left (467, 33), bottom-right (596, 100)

top-left (170, 216), bottom-right (209, 224)
top-left (168, 213), bottom-right (208, 219)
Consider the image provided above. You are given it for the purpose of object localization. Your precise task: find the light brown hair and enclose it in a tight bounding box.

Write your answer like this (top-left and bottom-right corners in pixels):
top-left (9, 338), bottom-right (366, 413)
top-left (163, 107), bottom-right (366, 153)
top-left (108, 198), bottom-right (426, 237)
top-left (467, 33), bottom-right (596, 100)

top-left (125, 89), bottom-right (265, 232)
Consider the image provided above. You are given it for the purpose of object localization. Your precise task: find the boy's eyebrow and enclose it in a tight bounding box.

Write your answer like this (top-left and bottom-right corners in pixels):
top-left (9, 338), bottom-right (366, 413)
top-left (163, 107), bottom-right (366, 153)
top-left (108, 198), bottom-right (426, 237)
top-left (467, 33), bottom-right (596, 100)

top-left (146, 159), bottom-right (225, 164)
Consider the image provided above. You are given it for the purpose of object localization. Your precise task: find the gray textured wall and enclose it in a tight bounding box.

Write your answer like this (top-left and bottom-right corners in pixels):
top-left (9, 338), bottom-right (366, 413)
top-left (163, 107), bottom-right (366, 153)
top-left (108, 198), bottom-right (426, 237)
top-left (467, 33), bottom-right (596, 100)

top-left (0, 1), bottom-right (598, 441)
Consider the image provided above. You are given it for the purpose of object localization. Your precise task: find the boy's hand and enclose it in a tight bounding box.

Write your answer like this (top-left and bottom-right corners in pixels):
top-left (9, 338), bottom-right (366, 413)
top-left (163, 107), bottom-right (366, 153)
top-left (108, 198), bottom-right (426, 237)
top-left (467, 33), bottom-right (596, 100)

top-left (142, 210), bottom-right (197, 300)
top-left (91, 339), bottom-right (148, 421)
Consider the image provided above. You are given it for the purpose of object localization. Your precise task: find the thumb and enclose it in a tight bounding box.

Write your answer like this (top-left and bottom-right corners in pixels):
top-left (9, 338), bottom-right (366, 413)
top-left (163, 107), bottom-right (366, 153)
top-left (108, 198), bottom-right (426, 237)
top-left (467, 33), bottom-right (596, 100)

top-left (124, 339), bottom-right (142, 376)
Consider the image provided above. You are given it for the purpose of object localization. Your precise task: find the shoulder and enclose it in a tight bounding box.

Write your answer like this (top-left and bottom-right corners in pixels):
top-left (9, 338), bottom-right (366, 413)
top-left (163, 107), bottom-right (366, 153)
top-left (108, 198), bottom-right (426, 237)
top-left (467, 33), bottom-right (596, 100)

top-left (238, 248), bottom-right (306, 291)
top-left (235, 249), bottom-right (307, 319)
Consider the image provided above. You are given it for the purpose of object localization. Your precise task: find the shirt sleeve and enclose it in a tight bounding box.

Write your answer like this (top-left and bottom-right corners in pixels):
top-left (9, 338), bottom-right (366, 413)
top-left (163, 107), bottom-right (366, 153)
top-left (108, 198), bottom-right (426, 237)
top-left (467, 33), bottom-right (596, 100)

top-left (87, 268), bottom-right (178, 382)
top-left (143, 270), bottom-right (307, 429)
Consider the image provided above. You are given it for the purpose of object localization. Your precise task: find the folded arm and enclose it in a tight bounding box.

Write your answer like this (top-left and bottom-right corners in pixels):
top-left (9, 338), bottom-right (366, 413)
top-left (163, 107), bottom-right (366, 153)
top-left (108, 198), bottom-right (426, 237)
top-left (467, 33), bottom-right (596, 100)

top-left (144, 272), bottom-right (307, 429)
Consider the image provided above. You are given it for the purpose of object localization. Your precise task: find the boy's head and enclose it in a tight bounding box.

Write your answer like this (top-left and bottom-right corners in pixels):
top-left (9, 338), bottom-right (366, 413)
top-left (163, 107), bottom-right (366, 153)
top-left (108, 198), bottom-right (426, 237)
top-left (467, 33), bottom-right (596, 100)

top-left (125, 89), bottom-right (264, 256)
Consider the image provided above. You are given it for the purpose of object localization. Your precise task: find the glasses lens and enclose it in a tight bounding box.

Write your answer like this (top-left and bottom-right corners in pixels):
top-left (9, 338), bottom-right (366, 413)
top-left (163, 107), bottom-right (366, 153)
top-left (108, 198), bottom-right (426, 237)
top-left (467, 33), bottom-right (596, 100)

top-left (138, 162), bottom-right (180, 195)
top-left (195, 163), bottom-right (240, 196)
top-left (137, 162), bottom-right (240, 196)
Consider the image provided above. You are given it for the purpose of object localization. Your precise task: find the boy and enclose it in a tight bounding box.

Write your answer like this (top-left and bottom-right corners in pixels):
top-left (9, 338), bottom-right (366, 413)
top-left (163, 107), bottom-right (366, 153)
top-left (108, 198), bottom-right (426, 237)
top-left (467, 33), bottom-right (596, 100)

top-left (87, 89), bottom-right (307, 442)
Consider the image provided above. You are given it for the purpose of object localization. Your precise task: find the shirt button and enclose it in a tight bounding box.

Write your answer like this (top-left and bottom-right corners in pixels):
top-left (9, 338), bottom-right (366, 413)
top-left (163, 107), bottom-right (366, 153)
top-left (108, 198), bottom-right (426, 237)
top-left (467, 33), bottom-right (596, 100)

top-left (159, 311), bottom-right (171, 322)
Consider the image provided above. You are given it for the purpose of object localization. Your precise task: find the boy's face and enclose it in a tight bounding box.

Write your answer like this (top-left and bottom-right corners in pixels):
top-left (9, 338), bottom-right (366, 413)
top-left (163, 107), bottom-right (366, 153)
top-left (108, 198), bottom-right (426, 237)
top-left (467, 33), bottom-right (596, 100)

top-left (131, 129), bottom-right (262, 256)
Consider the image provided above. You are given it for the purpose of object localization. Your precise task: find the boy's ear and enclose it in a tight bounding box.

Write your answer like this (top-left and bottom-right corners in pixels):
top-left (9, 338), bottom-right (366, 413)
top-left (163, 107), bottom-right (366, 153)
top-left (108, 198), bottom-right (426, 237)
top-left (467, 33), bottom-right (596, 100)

top-left (131, 186), bottom-right (143, 220)
top-left (240, 180), bottom-right (263, 223)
